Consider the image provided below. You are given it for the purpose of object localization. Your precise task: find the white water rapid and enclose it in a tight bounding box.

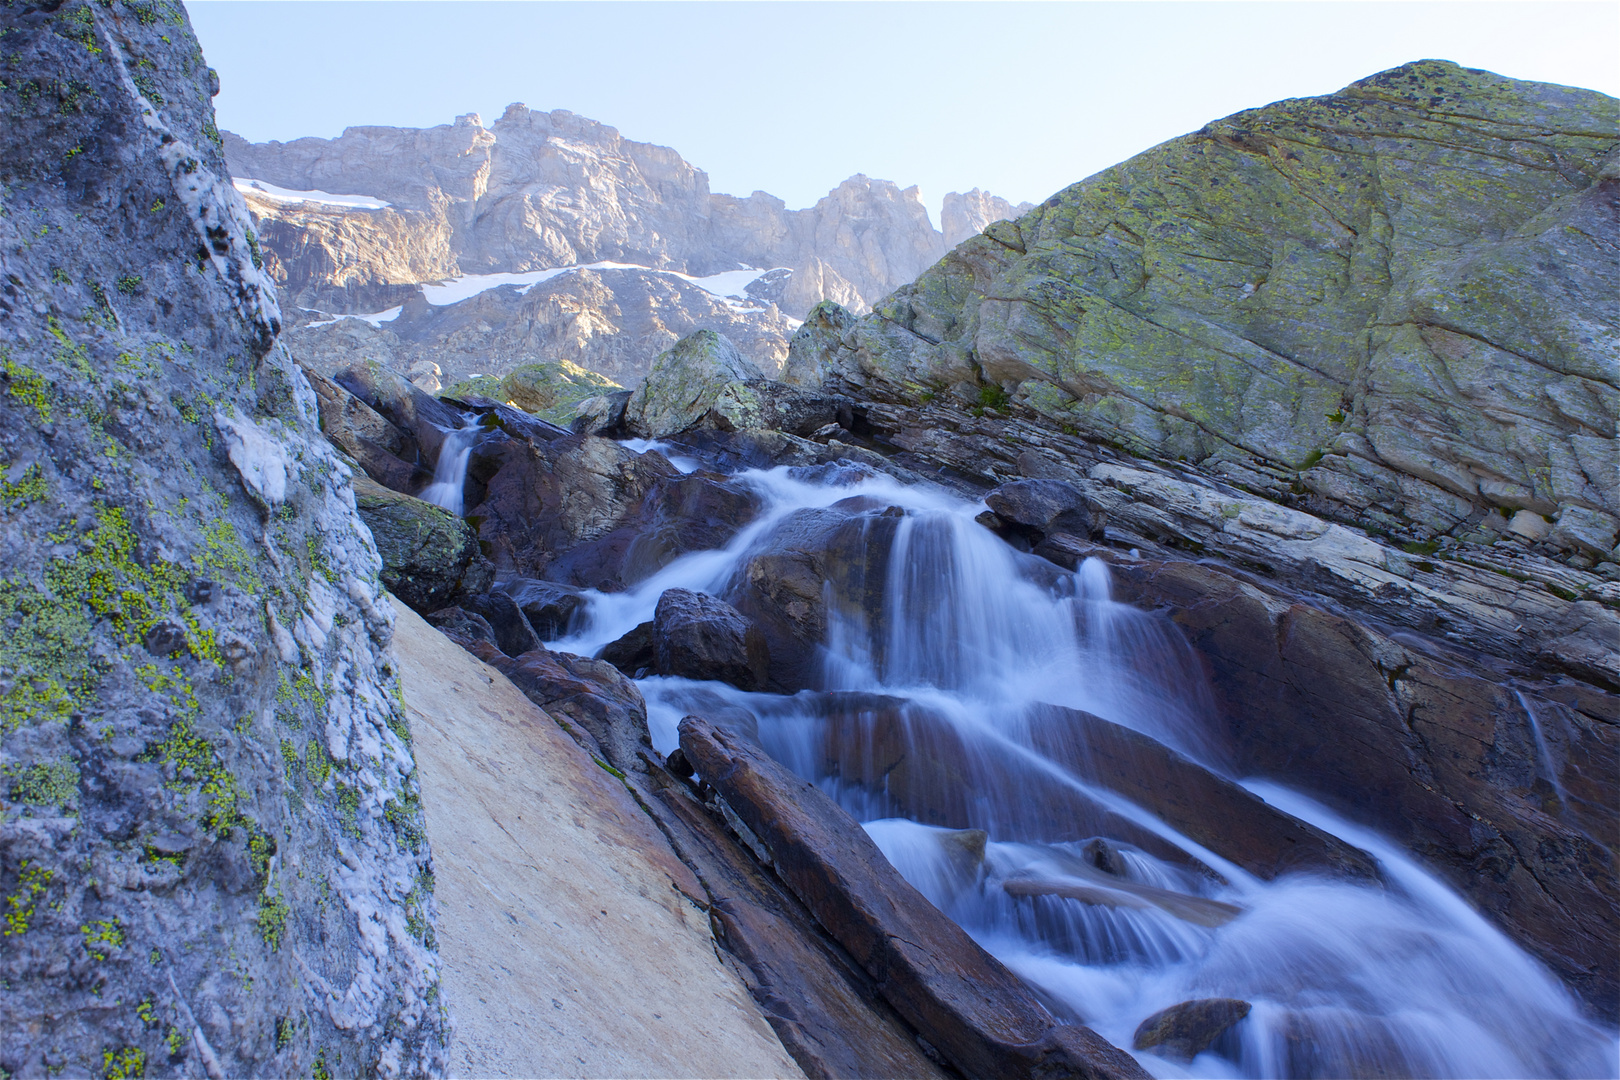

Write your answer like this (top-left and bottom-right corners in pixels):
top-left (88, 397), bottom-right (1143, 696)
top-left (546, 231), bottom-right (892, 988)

top-left (552, 450), bottom-right (1617, 1079)
top-left (418, 419), bottom-right (481, 516)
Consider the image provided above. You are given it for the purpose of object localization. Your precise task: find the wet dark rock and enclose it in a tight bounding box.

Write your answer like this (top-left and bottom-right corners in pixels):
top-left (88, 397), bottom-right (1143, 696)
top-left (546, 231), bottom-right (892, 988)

top-left (478, 645), bottom-right (653, 772)
top-left (352, 474), bottom-right (495, 613)
top-left (333, 360), bottom-right (466, 464)
top-left (653, 589), bottom-right (770, 692)
top-left (424, 606), bottom-right (499, 651)
top-left (633, 757), bottom-right (953, 1079)
top-left (677, 715), bottom-right (1150, 1080)
top-left (570, 389), bottom-right (633, 436)
top-left (1132, 998), bottom-right (1252, 1061)
top-left (981, 478), bottom-right (1104, 550)
top-left (1110, 556), bottom-right (1620, 1011)
top-left (597, 621), bottom-right (655, 678)
top-left (725, 505), bottom-right (903, 691)
top-left (1082, 838), bottom-right (1129, 877)
top-left (439, 392), bottom-right (572, 443)
top-left (462, 591), bottom-right (542, 658)
top-left (500, 578), bottom-right (585, 640)
top-left (1027, 703), bottom-right (1380, 882)
top-left (306, 366), bottom-right (431, 492)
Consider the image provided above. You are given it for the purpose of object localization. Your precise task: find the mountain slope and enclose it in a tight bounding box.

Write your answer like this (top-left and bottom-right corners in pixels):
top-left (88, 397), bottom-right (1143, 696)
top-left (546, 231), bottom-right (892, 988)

top-left (800, 60), bottom-right (1619, 565)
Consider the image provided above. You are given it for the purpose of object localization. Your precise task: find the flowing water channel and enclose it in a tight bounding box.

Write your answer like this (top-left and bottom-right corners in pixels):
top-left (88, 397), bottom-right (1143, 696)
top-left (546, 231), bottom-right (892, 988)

top-left (540, 451), bottom-right (1616, 1079)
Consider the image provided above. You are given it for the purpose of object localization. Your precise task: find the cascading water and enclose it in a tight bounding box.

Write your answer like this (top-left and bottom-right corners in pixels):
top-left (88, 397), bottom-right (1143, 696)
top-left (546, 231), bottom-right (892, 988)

top-left (553, 448), bottom-right (1618, 1079)
top-left (418, 418), bottom-right (481, 516)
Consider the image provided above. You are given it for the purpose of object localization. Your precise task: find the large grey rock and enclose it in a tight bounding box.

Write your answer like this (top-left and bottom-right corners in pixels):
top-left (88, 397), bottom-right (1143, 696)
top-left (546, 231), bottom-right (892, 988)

top-left (814, 62), bottom-right (1620, 568)
top-left (652, 588), bottom-right (770, 691)
top-left (624, 330), bottom-right (762, 438)
top-left (0, 5), bottom-right (445, 1075)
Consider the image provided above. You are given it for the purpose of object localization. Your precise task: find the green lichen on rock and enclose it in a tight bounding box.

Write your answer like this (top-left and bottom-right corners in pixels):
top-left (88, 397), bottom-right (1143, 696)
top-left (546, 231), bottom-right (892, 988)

top-left (350, 473), bottom-right (492, 614)
top-left (624, 329), bottom-right (763, 438)
top-left (832, 61), bottom-right (1620, 558)
top-left (0, 2), bottom-right (446, 1075)
top-left (442, 359), bottom-right (623, 425)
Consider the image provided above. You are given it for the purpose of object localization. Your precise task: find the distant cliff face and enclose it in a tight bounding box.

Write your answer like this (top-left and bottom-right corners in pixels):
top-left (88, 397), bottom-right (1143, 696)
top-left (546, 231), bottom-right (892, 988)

top-left (941, 188), bottom-right (1036, 248)
top-left (0, 3), bottom-right (444, 1076)
top-left (805, 61), bottom-right (1620, 567)
top-left (224, 111), bottom-right (1027, 387)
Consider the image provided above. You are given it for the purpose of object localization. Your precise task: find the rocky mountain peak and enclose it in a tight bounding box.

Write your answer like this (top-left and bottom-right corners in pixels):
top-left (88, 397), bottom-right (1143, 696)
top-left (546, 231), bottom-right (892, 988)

top-left (230, 105), bottom-right (1033, 388)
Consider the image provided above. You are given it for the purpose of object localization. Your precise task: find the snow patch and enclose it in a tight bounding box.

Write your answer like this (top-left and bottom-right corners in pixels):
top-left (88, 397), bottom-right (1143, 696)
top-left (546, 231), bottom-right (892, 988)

top-left (420, 263), bottom-right (792, 308)
top-left (234, 177), bottom-right (392, 210)
top-left (306, 306), bottom-right (404, 329)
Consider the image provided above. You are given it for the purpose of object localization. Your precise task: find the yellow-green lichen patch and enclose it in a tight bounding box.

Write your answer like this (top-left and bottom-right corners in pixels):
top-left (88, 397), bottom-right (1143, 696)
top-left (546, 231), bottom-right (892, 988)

top-left (1, 464), bottom-right (47, 511)
top-left (46, 315), bottom-right (95, 381)
top-left (4, 756), bottom-right (80, 810)
top-left (195, 516), bottom-right (264, 596)
top-left (1, 349), bottom-right (53, 424)
top-left (101, 1046), bottom-right (145, 1080)
top-left (256, 889), bottom-right (289, 950)
top-left (3, 860), bottom-right (52, 936)
top-left (80, 917), bottom-right (125, 960)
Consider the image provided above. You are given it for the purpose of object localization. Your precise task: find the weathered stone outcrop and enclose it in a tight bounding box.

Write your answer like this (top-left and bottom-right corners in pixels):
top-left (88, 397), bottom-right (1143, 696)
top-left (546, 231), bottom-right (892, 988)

top-left (808, 61), bottom-right (1619, 571)
top-left (0, 4), bottom-right (444, 1075)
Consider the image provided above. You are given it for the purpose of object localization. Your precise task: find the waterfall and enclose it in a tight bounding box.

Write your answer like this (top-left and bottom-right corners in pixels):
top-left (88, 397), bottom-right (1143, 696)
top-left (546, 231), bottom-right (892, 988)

top-left (558, 450), bottom-right (1618, 1079)
top-left (418, 419), bottom-right (480, 516)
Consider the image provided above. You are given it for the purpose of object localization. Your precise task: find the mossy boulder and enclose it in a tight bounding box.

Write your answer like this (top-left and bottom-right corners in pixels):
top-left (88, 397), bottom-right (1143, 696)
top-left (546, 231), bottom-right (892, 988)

top-left (624, 329), bottom-right (762, 438)
top-left (442, 360), bottom-right (622, 426)
top-left (351, 474), bottom-right (494, 613)
top-left (821, 61), bottom-right (1620, 561)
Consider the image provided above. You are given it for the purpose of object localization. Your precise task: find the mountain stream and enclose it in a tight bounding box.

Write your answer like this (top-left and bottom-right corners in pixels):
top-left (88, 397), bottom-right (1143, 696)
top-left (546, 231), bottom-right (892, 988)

top-left (540, 452), bottom-right (1616, 1079)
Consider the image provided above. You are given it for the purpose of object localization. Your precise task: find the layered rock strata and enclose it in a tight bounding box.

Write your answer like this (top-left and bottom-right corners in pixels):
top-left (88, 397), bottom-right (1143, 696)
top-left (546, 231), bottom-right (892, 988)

top-left (0, 3), bottom-right (444, 1075)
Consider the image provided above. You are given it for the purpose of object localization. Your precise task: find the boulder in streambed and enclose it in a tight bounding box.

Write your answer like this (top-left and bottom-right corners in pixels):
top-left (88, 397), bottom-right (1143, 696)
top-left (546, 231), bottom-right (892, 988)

top-left (678, 715), bottom-right (1151, 1080)
top-left (500, 577), bottom-right (586, 640)
top-left (980, 478), bottom-right (1105, 551)
top-left (1132, 998), bottom-right (1252, 1061)
top-left (597, 620), bottom-right (656, 678)
top-left (653, 588), bottom-right (771, 691)
top-left (625, 329), bottom-right (763, 438)
top-left (460, 590), bottom-right (543, 657)
top-left (351, 473), bottom-right (494, 612)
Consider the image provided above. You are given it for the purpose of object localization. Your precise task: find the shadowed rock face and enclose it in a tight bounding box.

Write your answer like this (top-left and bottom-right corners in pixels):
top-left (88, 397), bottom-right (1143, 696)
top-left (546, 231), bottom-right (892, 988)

top-left (0, 3), bottom-right (445, 1075)
top-left (807, 61), bottom-right (1620, 569)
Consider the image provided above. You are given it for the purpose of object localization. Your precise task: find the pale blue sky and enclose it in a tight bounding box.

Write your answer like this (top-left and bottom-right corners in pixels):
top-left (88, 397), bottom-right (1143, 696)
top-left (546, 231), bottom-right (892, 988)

top-left (190, 2), bottom-right (1620, 217)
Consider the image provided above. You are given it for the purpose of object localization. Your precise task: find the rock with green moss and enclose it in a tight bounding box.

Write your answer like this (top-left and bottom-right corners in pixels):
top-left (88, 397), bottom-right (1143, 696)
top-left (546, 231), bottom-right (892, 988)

top-left (624, 329), bottom-right (763, 438)
top-left (351, 474), bottom-right (494, 613)
top-left (497, 360), bottom-right (622, 422)
top-left (818, 61), bottom-right (1619, 565)
top-left (0, 5), bottom-right (446, 1077)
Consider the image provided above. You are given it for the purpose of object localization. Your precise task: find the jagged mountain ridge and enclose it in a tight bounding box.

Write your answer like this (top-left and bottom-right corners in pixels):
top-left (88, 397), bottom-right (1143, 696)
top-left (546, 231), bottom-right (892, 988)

top-left (223, 107), bottom-right (1030, 387)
